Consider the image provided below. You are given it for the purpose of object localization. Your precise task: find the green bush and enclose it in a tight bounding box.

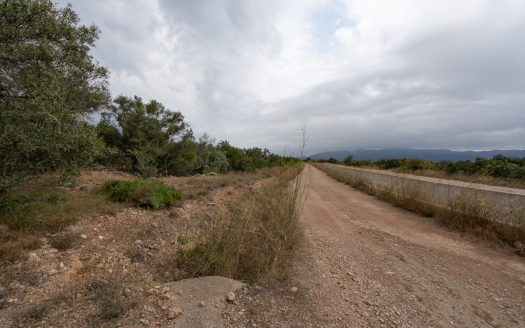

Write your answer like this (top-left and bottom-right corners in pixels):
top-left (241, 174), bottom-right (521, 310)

top-left (103, 179), bottom-right (181, 209)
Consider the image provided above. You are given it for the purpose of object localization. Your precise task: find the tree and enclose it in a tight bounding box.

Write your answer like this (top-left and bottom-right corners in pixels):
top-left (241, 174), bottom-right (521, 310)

top-left (194, 135), bottom-right (229, 174)
top-left (0, 0), bottom-right (109, 183)
top-left (217, 141), bottom-right (252, 171)
top-left (158, 132), bottom-right (198, 176)
top-left (343, 154), bottom-right (354, 165)
top-left (96, 95), bottom-right (188, 176)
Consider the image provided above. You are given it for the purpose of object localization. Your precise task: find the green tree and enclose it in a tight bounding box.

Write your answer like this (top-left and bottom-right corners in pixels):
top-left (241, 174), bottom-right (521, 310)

top-left (194, 135), bottom-right (229, 174)
top-left (343, 154), bottom-right (353, 165)
top-left (217, 141), bottom-right (252, 171)
top-left (158, 132), bottom-right (198, 176)
top-left (0, 0), bottom-right (109, 183)
top-left (97, 95), bottom-right (188, 176)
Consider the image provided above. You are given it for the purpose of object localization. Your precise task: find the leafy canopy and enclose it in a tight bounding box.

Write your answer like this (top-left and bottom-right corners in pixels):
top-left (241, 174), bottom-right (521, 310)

top-left (0, 0), bottom-right (109, 181)
top-left (97, 95), bottom-right (189, 176)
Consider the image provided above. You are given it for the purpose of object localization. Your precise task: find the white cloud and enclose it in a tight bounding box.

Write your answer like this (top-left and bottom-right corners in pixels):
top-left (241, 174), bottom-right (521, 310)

top-left (64, 0), bottom-right (525, 154)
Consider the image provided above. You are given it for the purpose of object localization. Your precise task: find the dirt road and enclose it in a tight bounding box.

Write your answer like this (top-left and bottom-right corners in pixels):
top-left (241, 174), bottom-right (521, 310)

top-left (225, 164), bottom-right (525, 327)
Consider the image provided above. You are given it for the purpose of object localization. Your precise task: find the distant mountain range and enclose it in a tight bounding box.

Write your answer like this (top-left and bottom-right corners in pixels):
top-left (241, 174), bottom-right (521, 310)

top-left (309, 148), bottom-right (525, 162)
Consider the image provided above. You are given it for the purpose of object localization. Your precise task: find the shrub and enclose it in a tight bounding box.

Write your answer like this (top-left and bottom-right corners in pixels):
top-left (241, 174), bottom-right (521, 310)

top-left (103, 179), bottom-right (181, 209)
top-left (343, 155), bottom-right (354, 165)
top-left (49, 232), bottom-right (79, 251)
top-left (86, 280), bottom-right (136, 323)
top-left (0, 0), bottom-right (109, 185)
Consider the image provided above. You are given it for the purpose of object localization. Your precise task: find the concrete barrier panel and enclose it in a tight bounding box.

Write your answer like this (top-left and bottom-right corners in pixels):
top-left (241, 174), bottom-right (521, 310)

top-left (325, 164), bottom-right (525, 225)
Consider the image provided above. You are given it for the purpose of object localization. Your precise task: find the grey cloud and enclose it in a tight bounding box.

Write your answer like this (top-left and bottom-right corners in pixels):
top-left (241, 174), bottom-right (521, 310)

top-left (64, 1), bottom-right (525, 154)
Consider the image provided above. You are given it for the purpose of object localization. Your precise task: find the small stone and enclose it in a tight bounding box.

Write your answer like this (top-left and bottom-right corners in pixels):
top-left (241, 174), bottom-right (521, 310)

top-left (98, 235), bottom-right (104, 240)
top-left (290, 287), bottom-right (298, 293)
top-left (123, 288), bottom-right (132, 296)
top-left (80, 234), bottom-right (87, 239)
top-left (59, 262), bottom-right (65, 269)
top-left (167, 307), bottom-right (182, 319)
top-left (139, 318), bottom-right (148, 325)
top-left (198, 301), bottom-right (205, 307)
top-left (28, 252), bottom-right (40, 261)
top-left (226, 291), bottom-right (236, 302)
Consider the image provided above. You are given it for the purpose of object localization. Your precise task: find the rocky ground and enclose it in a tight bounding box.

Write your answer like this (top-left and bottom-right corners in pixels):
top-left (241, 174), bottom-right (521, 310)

top-left (0, 170), bottom-right (269, 328)
top-left (223, 164), bottom-right (525, 328)
top-left (3, 165), bottom-right (525, 327)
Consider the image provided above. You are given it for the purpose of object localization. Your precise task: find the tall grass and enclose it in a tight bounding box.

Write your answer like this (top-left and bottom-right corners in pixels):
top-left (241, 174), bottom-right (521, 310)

top-left (315, 163), bottom-right (525, 254)
top-left (169, 164), bottom-right (304, 283)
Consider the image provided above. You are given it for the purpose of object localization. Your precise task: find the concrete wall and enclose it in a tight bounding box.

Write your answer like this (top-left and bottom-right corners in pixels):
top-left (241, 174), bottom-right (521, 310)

top-left (322, 164), bottom-right (525, 225)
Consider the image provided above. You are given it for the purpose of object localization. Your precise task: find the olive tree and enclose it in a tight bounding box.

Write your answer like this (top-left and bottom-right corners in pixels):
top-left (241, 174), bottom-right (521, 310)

top-left (0, 0), bottom-right (109, 183)
top-left (96, 95), bottom-right (188, 176)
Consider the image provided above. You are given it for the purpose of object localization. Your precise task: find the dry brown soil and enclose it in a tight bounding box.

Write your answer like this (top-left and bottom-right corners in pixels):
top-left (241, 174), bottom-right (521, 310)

top-left (224, 164), bottom-right (525, 328)
top-left (0, 170), bottom-right (269, 328)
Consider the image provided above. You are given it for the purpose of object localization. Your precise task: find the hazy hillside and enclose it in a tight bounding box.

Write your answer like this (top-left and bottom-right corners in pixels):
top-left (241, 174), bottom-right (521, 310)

top-left (310, 148), bottom-right (525, 162)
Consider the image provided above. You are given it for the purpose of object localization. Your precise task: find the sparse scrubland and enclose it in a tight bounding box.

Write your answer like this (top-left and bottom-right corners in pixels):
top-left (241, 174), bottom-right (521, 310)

top-left (0, 164), bottom-right (300, 327)
top-left (315, 163), bottom-right (525, 254)
top-left (0, 0), bottom-right (299, 263)
top-left (0, 2), bottom-right (303, 325)
top-left (3, 1), bottom-right (525, 327)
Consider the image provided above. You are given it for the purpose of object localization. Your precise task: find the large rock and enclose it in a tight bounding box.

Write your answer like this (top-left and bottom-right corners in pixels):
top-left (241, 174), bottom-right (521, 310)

top-left (165, 276), bottom-right (244, 328)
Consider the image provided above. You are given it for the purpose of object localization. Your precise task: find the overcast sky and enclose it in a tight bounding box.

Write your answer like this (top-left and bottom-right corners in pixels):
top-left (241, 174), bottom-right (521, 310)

top-left (62, 0), bottom-right (525, 155)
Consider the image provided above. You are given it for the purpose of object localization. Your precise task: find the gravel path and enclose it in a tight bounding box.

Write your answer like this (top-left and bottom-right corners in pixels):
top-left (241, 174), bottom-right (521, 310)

top-left (224, 164), bottom-right (525, 327)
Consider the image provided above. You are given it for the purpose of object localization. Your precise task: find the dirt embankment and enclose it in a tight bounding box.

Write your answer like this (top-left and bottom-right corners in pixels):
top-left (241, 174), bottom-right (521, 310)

top-left (224, 164), bottom-right (525, 328)
top-left (0, 170), bottom-right (269, 328)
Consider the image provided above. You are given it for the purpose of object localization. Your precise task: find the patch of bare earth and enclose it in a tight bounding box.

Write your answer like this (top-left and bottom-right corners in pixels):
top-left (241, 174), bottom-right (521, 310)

top-left (223, 164), bottom-right (525, 328)
top-left (0, 170), bottom-right (270, 328)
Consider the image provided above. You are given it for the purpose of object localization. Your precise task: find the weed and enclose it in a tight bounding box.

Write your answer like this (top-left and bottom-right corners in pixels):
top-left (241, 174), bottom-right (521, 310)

top-left (86, 280), bottom-right (136, 324)
top-left (176, 235), bottom-right (188, 245)
top-left (125, 247), bottom-right (147, 264)
top-left (18, 303), bottom-right (49, 322)
top-left (49, 231), bottom-right (80, 251)
top-left (0, 230), bottom-right (42, 263)
top-left (103, 179), bottom-right (181, 209)
top-left (171, 165), bottom-right (304, 283)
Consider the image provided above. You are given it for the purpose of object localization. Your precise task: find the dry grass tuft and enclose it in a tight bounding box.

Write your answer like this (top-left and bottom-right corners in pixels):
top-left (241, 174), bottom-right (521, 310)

top-left (0, 229), bottom-right (42, 263)
top-left (49, 231), bottom-right (80, 251)
top-left (164, 164), bottom-right (304, 283)
top-left (86, 279), bottom-right (136, 325)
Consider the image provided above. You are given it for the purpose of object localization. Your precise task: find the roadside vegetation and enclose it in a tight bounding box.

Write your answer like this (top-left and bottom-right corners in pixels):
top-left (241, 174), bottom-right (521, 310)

top-left (164, 164), bottom-right (304, 283)
top-left (317, 155), bottom-right (525, 189)
top-left (0, 176), bottom-right (123, 262)
top-left (0, 0), bottom-right (299, 264)
top-left (102, 179), bottom-right (182, 209)
top-left (315, 163), bottom-right (525, 255)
